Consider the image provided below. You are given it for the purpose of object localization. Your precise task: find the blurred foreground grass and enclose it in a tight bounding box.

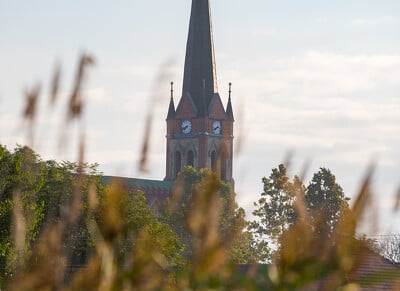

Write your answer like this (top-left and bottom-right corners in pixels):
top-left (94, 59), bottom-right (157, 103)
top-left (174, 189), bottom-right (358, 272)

top-left (0, 55), bottom-right (399, 290)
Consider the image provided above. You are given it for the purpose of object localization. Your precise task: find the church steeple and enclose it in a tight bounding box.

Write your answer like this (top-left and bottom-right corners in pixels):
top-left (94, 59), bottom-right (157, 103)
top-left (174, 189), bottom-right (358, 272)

top-left (165, 0), bottom-right (234, 186)
top-left (182, 0), bottom-right (218, 117)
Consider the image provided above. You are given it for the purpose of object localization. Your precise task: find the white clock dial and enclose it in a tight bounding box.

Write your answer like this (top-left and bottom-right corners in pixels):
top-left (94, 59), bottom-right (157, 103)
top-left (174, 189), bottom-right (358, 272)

top-left (212, 121), bottom-right (221, 135)
top-left (182, 120), bottom-right (192, 134)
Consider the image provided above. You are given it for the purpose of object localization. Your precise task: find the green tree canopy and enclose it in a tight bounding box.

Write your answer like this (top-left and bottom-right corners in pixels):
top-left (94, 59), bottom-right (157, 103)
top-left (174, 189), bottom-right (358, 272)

top-left (163, 166), bottom-right (266, 264)
top-left (250, 164), bottom-right (303, 245)
top-left (250, 164), bottom-right (351, 256)
top-left (0, 145), bottom-right (183, 288)
top-left (305, 167), bottom-right (351, 238)
top-left (0, 145), bottom-right (102, 283)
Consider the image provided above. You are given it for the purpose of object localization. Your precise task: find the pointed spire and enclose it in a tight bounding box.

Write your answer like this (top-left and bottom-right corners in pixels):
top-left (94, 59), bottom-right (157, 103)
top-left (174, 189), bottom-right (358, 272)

top-left (226, 82), bottom-right (234, 121)
top-left (167, 82), bottom-right (176, 119)
top-left (182, 0), bottom-right (218, 117)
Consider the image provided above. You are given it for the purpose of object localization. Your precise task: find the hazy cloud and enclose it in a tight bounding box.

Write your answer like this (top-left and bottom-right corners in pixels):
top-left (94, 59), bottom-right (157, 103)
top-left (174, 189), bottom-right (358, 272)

top-left (247, 27), bottom-right (279, 38)
top-left (219, 51), bottom-right (400, 223)
top-left (351, 16), bottom-right (400, 26)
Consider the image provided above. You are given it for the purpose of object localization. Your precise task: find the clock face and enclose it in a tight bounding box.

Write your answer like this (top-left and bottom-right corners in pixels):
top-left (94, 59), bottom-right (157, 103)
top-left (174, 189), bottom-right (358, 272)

top-left (212, 121), bottom-right (221, 135)
top-left (182, 120), bottom-right (192, 134)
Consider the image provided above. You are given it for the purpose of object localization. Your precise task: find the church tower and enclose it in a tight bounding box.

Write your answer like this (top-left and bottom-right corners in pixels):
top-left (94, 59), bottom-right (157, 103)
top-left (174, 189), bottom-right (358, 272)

top-left (165, 0), bottom-right (234, 185)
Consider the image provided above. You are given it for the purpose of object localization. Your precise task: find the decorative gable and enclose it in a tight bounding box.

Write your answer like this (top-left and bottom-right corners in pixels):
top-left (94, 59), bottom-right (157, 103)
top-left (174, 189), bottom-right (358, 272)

top-left (208, 93), bottom-right (226, 119)
top-left (175, 93), bottom-right (197, 119)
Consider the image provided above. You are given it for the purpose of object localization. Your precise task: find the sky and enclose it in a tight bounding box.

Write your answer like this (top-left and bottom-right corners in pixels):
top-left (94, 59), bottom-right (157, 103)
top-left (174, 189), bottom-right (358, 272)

top-left (1, 0), bottom-right (399, 235)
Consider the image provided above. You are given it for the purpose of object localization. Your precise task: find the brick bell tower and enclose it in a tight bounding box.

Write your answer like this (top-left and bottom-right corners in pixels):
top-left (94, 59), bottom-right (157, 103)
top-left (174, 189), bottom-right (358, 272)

top-left (165, 0), bottom-right (234, 185)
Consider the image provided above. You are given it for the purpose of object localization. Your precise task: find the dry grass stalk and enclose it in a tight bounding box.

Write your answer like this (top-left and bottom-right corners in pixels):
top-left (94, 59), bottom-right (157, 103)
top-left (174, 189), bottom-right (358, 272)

top-left (350, 165), bottom-right (374, 224)
top-left (138, 59), bottom-right (174, 173)
top-left (185, 173), bottom-right (242, 286)
top-left (57, 53), bottom-right (94, 157)
top-left (8, 223), bottom-right (66, 291)
top-left (394, 186), bottom-right (400, 212)
top-left (68, 54), bottom-right (95, 121)
top-left (22, 84), bottom-right (41, 122)
top-left (5, 53), bottom-right (399, 290)
top-left (271, 166), bottom-right (376, 290)
top-left (11, 191), bottom-right (26, 273)
top-left (68, 134), bottom-right (86, 224)
top-left (139, 114), bottom-right (152, 173)
top-left (10, 54), bottom-right (96, 290)
top-left (22, 83), bottom-right (41, 147)
top-left (234, 98), bottom-right (245, 157)
top-left (49, 62), bottom-right (61, 107)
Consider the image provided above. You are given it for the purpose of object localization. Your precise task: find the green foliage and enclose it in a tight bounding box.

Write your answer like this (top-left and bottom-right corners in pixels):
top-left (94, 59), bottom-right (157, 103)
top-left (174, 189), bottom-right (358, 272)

top-left (95, 182), bottom-right (183, 267)
top-left (250, 164), bottom-right (352, 258)
top-left (0, 145), bottom-right (47, 279)
top-left (305, 167), bottom-right (351, 238)
top-left (250, 164), bottom-right (303, 246)
top-left (1, 147), bottom-right (399, 290)
top-left (0, 145), bottom-right (102, 284)
top-left (163, 166), bottom-right (262, 264)
top-left (0, 145), bottom-right (184, 290)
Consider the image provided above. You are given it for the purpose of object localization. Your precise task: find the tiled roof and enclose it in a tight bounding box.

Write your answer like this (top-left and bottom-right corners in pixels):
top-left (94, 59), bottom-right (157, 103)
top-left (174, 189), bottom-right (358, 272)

top-left (349, 246), bottom-right (400, 290)
top-left (302, 246), bottom-right (400, 290)
top-left (238, 247), bottom-right (400, 290)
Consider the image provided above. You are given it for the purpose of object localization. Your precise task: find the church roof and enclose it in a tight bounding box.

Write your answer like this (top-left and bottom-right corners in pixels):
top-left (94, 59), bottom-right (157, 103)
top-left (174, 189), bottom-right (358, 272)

top-left (182, 0), bottom-right (218, 117)
top-left (102, 176), bottom-right (173, 191)
top-left (101, 176), bottom-right (173, 204)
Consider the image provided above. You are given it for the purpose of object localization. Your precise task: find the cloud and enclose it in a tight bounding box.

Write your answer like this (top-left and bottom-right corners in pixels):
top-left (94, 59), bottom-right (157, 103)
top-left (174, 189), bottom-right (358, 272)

top-left (218, 51), bottom-right (400, 213)
top-left (247, 27), bottom-right (279, 38)
top-left (226, 51), bottom-right (400, 106)
top-left (351, 16), bottom-right (400, 26)
top-left (102, 65), bottom-right (158, 78)
top-left (268, 52), bottom-right (400, 96)
top-left (102, 64), bottom-right (181, 79)
top-left (2, 48), bottom-right (399, 233)
top-left (62, 51), bottom-right (400, 192)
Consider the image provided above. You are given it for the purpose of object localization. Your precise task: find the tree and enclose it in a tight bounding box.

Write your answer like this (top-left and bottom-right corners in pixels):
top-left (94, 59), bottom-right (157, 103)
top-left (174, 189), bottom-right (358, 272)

top-left (372, 235), bottom-right (400, 263)
top-left (0, 145), bottom-right (49, 280)
top-left (162, 166), bottom-right (263, 264)
top-left (305, 168), bottom-right (351, 238)
top-left (0, 145), bottom-right (184, 289)
top-left (250, 164), bottom-right (303, 246)
top-left (95, 181), bottom-right (183, 268)
top-left (0, 145), bottom-right (103, 284)
top-left (250, 165), bottom-right (351, 257)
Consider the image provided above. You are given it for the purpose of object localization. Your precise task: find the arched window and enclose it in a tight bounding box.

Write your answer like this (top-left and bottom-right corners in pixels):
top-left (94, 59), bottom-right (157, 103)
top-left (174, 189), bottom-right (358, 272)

top-left (175, 151), bottom-right (182, 178)
top-left (187, 150), bottom-right (194, 167)
top-left (210, 151), bottom-right (217, 172)
top-left (221, 150), bottom-right (227, 181)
